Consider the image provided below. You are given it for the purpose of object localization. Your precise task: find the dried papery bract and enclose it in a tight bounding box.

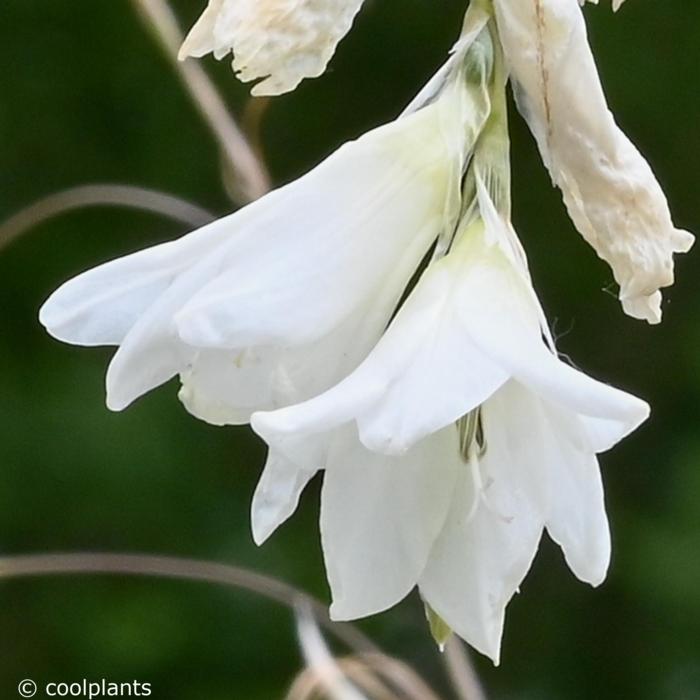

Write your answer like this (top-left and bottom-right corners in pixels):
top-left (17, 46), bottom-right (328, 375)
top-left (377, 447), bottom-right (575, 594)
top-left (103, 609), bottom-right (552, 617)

top-left (179, 0), bottom-right (366, 95)
top-left (493, 0), bottom-right (693, 323)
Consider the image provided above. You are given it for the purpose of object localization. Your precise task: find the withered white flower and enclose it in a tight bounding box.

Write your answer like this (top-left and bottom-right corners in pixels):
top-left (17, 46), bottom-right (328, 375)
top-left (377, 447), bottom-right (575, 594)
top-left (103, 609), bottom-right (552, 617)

top-left (178, 0), bottom-right (366, 95)
top-left (493, 0), bottom-right (693, 323)
top-left (40, 28), bottom-right (491, 423)
top-left (251, 177), bottom-right (649, 663)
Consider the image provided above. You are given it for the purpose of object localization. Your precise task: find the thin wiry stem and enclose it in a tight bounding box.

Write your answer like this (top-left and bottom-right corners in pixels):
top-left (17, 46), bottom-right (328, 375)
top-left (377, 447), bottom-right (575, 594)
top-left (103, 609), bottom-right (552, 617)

top-left (0, 552), bottom-right (377, 655)
top-left (442, 637), bottom-right (488, 700)
top-left (357, 654), bottom-right (444, 700)
top-left (288, 660), bottom-right (393, 700)
top-left (293, 602), bottom-right (370, 700)
top-left (131, 0), bottom-right (272, 202)
top-left (291, 605), bottom-right (442, 700)
top-left (288, 653), bottom-right (446, 700)
top-left (0, 184), bottom-right (215, 253)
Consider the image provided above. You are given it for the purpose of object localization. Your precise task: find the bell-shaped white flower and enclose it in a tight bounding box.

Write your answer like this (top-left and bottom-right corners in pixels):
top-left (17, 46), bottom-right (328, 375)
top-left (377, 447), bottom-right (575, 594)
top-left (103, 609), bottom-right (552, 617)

top-left (493, 0), bottom-right (693, 323)
top-left (251, 178), bottom-right (649, 662)
top-left (39, 33), bottom-right (492, 426)
top-left (178, 0), bottom-right (366, 95)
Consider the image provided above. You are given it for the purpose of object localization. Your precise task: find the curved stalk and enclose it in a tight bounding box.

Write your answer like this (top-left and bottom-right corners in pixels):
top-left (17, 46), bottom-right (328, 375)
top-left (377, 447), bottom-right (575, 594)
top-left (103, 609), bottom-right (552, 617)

top-left (0, 552), bottom-right (377, 654)
top-left (131, 0), bottom-right (272, 202)
top-left (0, 184), bottom-right (214, 253)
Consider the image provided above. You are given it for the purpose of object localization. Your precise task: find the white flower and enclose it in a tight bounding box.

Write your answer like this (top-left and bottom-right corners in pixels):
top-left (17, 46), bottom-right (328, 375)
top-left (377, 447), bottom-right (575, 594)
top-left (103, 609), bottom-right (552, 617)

top-left (251, 178), bottom-right (649, 663)
top-left (493, 0), bottom-right (693, 323)
top-left (39, 37), bottom-right (491, 424)
top-left (178, 0), bottom-right (366, 95)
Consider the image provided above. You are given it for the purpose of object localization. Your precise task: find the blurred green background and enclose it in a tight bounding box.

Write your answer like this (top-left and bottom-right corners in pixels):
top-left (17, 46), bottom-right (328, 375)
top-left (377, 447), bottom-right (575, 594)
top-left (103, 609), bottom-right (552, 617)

top-left (1, 0), bottom-right (699, 698)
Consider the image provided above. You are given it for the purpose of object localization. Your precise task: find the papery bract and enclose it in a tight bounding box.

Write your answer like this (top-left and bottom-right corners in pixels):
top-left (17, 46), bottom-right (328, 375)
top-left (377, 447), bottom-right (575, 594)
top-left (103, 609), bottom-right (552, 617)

top-left (493, 0), bottom-right (693, 323)
top-left (179, 0), bottom-right (365, 95)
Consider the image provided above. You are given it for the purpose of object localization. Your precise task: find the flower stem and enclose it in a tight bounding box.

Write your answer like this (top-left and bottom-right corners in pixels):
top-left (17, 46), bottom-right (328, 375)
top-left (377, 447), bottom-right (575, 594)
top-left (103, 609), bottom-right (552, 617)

top-left (130, 0), bottom-right (272, 202)
top-left (0, 552), bottom-right (377, 654)
top-left (442, 637), bottom-right (488, 700)
top-left (0, 184), bottom-right (214, 253)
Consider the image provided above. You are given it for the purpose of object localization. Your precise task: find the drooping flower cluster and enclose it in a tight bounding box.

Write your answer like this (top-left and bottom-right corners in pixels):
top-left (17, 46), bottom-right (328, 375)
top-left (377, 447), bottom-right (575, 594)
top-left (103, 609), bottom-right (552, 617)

top-left (41, 0), bottom-right (690, 662)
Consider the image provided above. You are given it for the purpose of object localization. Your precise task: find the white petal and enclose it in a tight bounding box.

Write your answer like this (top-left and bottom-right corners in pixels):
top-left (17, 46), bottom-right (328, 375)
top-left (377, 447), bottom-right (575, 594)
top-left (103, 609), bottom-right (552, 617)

top-left (419, 401), bottom-right (545, 664)
top-left (178, 347), bottom-right (270, 426)
top-left (252, 242), bottom-right (510, 457)
top-left (419, 378), bottom-right (615, 663)
top-left (251, 449), bottom-right (317, 545)
top-left (104, 245), bottom-right (226, 411)
top-left (576, 413), bottom-right (642, 454)
top-left (546, 448), bottom-right (611, 587)
top-left (464, 185), bottom-right (651, 445)
top-left (180, 0), bottom-right (366, 96)
top-left (322, 428), bottom-right (460, 621)
top-left (176, 94), bottom-right (468, 351)
top-left (493, 0), bottom-right (693, 322)
top-left (492, 344), bottom-right (649, 449)
top-left (102, 203), bottom-right (284, 409)
top-left (255, 201), bottom-right (648, 459)
top-left (485, 382), bottom-right (611, 586)
top-left (481, 324), bottom-right (650, 449)
top-left (251, 212), bottom-right (519, 459)
top-left (45, 75), bottom-right (471, 414)
top-left (179, 304), bottom-right (386, 426)
top-left (38, 218), bottom-right (230, 347)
